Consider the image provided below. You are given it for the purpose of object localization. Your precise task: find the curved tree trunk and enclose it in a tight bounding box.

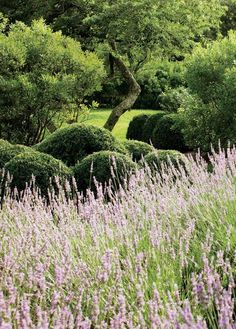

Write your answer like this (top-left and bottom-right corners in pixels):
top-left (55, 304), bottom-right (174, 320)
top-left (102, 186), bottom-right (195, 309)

top-left (104, 45), bottom-right (141, 131)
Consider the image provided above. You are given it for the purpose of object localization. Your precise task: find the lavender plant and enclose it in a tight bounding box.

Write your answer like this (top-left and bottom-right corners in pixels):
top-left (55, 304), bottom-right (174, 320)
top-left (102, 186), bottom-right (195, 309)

top-left (0, 148), bottom-right (236, 328)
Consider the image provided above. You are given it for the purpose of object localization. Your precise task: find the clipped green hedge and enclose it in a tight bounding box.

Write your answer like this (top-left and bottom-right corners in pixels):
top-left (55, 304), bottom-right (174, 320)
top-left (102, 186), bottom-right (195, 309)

top-left (126, 114), bottom-right (150, 141)
top-left (0, 144), bottom-right (32, 169)
top-left (35, 124), bottom-right (127, 166)
top-left (5, 151), bottom-right (71, 195)
top-left (73, 151), bottom-right (136, 193)
top-left (142, 150), bottom-right (185, 170)
top-left (152, 114), bottom-right (188, 152)
top-left (142, 111), bottom-right (166, 143)
top-left (124, 140), bottom-right (155, 162)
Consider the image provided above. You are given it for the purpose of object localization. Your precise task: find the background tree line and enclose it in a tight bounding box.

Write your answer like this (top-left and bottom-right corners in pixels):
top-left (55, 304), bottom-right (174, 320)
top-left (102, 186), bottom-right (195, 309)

top-left (0, 0), bottom-right (236, 150)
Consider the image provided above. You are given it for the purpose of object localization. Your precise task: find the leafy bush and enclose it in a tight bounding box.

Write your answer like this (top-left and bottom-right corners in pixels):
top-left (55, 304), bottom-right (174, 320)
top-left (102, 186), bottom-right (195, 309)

top-left (143, 150), bottom-right (185, 170)
top-left (35, 124), bottom-right (127, 166)
top-left (124, 140), bottom-right (155, 162)
top-left (0, 19), bottom-right (105, 145)
top-left (159, 87), bottom-right (189, 113)
top-left (5, 151), bottom-right (71, 195)
top-left (152, 114), bottom-right (188, 152)
top-left (142, 111), bottom-right (166, 143)
top-left (126, 114), bottom-right (150, 141)
top-left (73, 151), bottom-right (136, 192)
top-left (135, 60), bottom-right (186, 109)
top-left (0, 144), bottom-right (32, 169)
top-left (182, 31), bottom-right (236, 151)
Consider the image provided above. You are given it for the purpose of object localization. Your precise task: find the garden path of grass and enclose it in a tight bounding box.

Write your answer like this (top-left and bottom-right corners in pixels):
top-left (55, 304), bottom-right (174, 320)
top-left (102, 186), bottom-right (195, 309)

top-left (79, 109), bottom-right (158, 140)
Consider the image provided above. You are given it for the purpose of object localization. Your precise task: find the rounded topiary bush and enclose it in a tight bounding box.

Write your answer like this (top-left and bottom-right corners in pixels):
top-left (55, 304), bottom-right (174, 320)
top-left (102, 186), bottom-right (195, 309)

top-left (152, 114), bottom-right (188, 152)
top-left (142, 111), bottom-right (166, 143)
top-left (124, 140), bottom-right (155, 162)
top-left (73, 151), bottom-right (136, 193)
top-left (35, 124), bottom-right (127, 166)
top-left (0, 144), bottom-right (32, 169)
top-left (5, 151), bottom-right (71, 195)
top-left (142, 150), bottom-right (185, 170)
top-left (126, 114), bottom-right (150, 141)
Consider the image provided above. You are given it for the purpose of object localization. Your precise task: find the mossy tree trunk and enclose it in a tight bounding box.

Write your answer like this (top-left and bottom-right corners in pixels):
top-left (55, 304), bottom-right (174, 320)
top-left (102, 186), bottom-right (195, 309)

top-left (104, 42), bottom-right (141, 131)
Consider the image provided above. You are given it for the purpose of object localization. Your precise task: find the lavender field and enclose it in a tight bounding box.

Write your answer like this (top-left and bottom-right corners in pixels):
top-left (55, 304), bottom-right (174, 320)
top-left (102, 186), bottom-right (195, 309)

top-left (0, 149), bottom-right (236, 328)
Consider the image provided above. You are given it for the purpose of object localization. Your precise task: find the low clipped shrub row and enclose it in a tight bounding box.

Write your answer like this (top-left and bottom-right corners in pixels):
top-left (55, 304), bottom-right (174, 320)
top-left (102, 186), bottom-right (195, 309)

top-left (5, 152), bottom-right (72, 195)
top-left (0, 144), bottom-right (32, 168)
top-left (142, 111), bottom-right (166, 143)
top-left (35, 123), bottom-right (127, 166)
top-left (0, 123), bottom-right (186, 197)
top-left (124, 140), bottom-right (155, 162)
top-left (74, 151), bottom-right (137, 193)
top-left (152, 114), bottom-right (188, 152)
top-left (126, 112), bottom-right (189, 152)
top-left (126, 114), bottom-right (150, 142)
top-left (142, 150), bottom-right (185, 171)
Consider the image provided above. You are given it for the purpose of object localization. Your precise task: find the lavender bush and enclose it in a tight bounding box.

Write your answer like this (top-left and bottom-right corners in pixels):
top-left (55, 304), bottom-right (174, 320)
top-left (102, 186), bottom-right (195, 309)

top-left (0, 148), bottom-right (236, 328)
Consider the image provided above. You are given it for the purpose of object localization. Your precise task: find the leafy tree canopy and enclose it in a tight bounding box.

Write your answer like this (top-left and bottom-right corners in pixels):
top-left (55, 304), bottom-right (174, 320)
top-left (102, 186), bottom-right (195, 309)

top-left (0, 0), bottom-right (228, 131)
top-left (0, 18), bottom-right (105, 145)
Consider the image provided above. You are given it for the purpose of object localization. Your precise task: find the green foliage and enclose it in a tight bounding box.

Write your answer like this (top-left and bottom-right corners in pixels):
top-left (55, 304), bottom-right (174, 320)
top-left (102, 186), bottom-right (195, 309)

top-left (220, 0), bottom-right (236, 36)
top-left (35, 124), bottom-right (127, 166)
top-left (73, 151), bottom-right (136, 192)
top-left (126, 114), bottom-right (150, 141)
top-left (0, 0), bottom-right (50, 24)
top-left (159, 87), bottom-right (189, 113)
top-left (0, 19), bottom-right (105, 145)
top-left (0, 139), bottom-right (11, 147)
top-left (123, 140), bottom-right (155, 162)
top-left (143, 150), bottom-right (185, 170)
top-left (0, 144), bottom-right (32, 168)
top-left (142, 111), bottom-right (166, 144)
top-left (0, 0), bottom-right (226, 131)
top-left (182, 31), bottom-right (236, 151)
top-left (152, 114), bottom-right (188, 152)
top-left (5, 151), bottom-right (71, 194)
top-left (46, 0), bottom-right (225, 60)
top-left (135, 60), bottom-right (186, 110)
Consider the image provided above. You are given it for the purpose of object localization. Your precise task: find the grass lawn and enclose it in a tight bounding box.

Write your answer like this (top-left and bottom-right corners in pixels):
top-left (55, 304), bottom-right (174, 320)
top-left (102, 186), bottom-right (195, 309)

top-left (80, 109), bottom-right (158, 140)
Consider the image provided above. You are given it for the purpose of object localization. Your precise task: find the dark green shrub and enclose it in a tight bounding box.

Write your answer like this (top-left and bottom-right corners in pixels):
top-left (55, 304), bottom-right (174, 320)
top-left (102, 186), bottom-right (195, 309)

top-left (0, 144), bottom-right (32, 169)
top-left (135, 60), bottom-right (186, 109)
top-left (35, 124), bottom-right (127, 166)
top-left (5, 151), bottom-right (71, 195)
top-left (126, 114), bottom-right (150, 141)
top-left (142, 150), bottom-right (185, 170)
top-left (152, 114), bottom-right (188, 152)
top-left (73, 151), bottom-right (136, 193)
top-left (142, 111), bottom-right (166, 143)
top-left (123, 140), bottom-right (155, 162)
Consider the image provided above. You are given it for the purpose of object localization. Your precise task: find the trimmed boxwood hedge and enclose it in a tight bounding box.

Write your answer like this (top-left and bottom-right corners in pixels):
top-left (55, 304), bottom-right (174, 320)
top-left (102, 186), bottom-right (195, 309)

top-left (142, 111), bottom-right (166, 143)
top-left (126, 114), bottom-right (150, 141)
top-left (152, 114), bottom-right (187, 152)
top-left (73, 151), bottom-right (136, 193)
top-left (5, 151), bottom-right (71, 195)
top-left (142, 150), bottom-right (185, 170)
top-left (123, 140), bottom-right (155, 162)
top-left (0, 144), bottom-right (32, 169)
top-left (35, 124), bottom-right (127, 166)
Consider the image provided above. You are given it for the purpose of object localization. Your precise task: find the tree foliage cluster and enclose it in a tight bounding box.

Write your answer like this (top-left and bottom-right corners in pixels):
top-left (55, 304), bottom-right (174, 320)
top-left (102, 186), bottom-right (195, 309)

top-left (0, 1), bottom-right (228, 137)
top-left (179, 31), bottom-right (236, 151)
top-left (0, 1), bottom-right (236, 151)
top-left (0, 18), bottom-right (105, 145)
